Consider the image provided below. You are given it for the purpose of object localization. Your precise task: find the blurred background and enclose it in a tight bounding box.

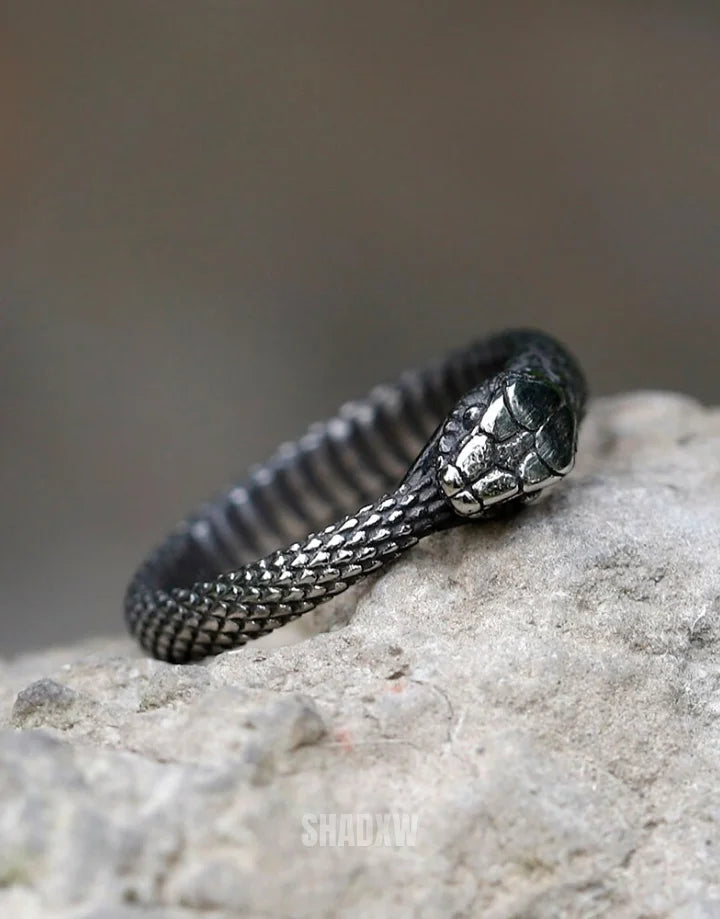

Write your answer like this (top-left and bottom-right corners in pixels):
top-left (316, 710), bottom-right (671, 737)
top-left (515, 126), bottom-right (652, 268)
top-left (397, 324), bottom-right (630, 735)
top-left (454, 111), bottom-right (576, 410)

top-left (2, 1), bottom-right (719, 653)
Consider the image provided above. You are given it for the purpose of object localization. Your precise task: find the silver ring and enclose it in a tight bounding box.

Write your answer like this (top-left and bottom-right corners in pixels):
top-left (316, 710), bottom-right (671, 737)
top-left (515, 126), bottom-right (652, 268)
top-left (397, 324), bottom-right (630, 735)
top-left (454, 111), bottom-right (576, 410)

top-left (125, 329), bottom-right (587, 663)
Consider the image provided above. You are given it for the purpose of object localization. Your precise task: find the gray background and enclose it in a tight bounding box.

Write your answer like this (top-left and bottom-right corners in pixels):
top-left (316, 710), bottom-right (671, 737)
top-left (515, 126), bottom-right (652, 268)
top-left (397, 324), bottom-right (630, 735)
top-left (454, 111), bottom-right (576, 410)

top-left (2, 1), bottom-right (719, 654)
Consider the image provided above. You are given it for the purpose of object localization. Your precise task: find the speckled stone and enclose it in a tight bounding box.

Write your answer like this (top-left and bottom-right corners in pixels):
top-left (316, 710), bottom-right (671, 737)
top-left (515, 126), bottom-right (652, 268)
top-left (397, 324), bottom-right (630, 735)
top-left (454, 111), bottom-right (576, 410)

top-left (1, 392), bottom-right (719, 919)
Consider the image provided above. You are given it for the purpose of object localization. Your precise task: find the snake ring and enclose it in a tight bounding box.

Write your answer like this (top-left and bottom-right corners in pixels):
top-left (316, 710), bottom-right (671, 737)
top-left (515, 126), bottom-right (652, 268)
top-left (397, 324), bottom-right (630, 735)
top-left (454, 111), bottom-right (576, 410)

top-left (125, 329), bottom-right (587, 663)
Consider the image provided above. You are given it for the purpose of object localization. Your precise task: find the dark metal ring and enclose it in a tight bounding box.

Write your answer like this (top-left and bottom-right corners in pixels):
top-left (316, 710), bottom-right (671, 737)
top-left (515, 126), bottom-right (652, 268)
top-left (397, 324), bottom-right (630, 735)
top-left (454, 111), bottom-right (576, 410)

top-left (125, 329), bottom-right (587, 663)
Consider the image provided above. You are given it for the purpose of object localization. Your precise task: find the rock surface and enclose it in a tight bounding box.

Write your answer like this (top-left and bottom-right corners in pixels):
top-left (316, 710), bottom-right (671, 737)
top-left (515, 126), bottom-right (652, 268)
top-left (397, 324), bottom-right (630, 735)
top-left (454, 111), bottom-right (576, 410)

top-left (1, 392), bottom-right (720, 919)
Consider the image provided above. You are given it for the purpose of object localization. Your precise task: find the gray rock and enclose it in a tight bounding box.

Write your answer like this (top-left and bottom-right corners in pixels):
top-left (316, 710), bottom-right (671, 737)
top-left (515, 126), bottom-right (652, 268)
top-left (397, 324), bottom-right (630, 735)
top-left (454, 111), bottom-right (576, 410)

top-left (1, 392), bottom-right (719, 919)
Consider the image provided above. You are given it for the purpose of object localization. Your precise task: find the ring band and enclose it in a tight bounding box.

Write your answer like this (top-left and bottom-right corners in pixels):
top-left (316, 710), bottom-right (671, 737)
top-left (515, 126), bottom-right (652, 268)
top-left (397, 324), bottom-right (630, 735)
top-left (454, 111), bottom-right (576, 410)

top-left (125, 329), bottom-right (587, 663)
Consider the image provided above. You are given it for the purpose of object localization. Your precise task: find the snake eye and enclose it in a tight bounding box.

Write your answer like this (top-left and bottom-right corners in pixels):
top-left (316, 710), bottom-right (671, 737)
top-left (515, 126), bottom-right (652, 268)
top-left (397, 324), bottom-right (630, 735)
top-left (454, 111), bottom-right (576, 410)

top-left (462, 406), bottom-right (482, 430)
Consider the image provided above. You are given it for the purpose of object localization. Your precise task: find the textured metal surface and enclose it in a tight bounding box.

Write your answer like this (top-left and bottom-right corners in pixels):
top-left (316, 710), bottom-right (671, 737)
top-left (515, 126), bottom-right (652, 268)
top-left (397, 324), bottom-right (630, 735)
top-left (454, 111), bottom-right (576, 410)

top-left (125, 329), bottom-right (587, 663)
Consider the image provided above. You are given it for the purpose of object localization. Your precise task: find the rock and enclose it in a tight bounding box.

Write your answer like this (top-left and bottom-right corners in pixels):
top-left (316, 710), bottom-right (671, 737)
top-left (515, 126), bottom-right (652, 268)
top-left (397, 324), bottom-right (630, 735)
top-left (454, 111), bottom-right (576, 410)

top-left (1, 392), bottom-right (719, 919)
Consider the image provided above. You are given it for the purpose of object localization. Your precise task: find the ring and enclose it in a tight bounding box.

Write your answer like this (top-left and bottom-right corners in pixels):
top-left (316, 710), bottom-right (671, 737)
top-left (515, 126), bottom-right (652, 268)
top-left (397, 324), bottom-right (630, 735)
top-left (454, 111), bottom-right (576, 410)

top-left (125, 329), bottom-right (587, 663)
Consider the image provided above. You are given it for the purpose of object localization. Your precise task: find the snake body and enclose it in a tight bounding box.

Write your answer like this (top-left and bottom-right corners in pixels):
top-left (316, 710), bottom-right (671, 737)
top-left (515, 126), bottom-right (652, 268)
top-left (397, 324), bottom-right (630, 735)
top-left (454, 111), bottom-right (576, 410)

top-left (125, 329), bottom-right (586, 663)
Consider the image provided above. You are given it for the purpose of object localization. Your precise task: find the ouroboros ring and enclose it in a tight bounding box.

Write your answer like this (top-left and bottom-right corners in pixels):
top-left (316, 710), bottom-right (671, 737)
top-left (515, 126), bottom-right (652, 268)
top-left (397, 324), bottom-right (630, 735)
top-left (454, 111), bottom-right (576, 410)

top-left (125, 329), bottom-right (587, 663)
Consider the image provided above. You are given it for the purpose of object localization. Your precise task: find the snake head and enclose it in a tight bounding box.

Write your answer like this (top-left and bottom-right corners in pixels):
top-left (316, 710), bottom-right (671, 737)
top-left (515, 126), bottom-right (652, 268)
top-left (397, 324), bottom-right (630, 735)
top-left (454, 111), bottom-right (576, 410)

top-left (437, 373), bottom-right (578, 518)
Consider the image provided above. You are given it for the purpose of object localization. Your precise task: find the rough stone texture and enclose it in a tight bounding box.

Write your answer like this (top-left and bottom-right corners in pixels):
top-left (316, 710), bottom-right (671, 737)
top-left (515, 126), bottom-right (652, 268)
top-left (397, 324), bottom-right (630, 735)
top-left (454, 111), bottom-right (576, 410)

top-left (1, 392), bottom-right (720, 919)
